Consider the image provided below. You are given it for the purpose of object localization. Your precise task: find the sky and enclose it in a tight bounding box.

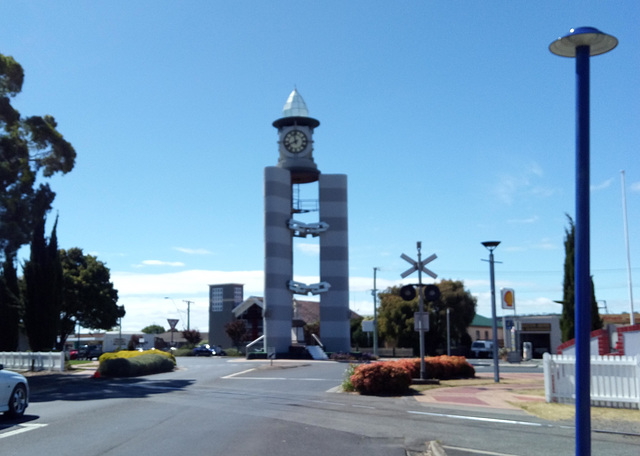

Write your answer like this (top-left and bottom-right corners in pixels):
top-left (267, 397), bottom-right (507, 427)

top-left (2, 1), bottom-right (639, 334)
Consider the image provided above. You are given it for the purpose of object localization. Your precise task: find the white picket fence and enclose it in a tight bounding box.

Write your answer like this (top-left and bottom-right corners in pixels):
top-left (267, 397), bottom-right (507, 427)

top-left (543, 353), bottom-right (640, 409)
top-left (0, 351), bottom-right (66, 372)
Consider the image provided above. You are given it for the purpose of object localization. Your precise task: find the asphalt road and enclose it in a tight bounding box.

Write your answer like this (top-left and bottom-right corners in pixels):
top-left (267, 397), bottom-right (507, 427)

top-left (1, 358), bottom-right (638, 456)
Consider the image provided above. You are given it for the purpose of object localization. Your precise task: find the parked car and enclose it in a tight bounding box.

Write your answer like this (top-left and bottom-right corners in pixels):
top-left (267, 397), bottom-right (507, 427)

top-left (193, 344), bottom-right (214, 356)
top-left (78, 344), bottom-right (103, 360)
top-left (0, 364), bottom-right (29, 417)
top-left (471, 340), bottom-right (494, 358)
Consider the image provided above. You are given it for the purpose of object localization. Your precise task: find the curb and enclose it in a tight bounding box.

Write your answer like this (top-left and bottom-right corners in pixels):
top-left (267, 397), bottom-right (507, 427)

top-left (426, 441), bottom-right (447, 456)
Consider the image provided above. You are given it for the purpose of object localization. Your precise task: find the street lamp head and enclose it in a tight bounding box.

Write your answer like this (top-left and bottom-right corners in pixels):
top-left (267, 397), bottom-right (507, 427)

top-left (549, 27), bottom-right (618, 57)
top-left (482, 241), bottom-right (501, 251)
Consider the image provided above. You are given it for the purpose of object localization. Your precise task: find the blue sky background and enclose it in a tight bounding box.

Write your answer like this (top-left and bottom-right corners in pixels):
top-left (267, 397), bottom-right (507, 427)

top-left (2, 1), bottom-right (638, 334)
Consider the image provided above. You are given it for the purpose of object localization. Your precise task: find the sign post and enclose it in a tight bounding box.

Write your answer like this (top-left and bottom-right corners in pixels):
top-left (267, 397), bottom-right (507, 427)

top-left (400, 242), bottom-right (437, 380)
top-left (167, 319), bottom-right (179, 347)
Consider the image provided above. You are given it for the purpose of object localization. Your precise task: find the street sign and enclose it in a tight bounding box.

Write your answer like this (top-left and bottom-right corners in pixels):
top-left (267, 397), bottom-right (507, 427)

top-left (362, 320), bottom-right (374, 333)
top-left (414, 312), bottom-right (429, 332)
top-left (401, 252), bottom-right (438, 279)
top-left (501, 288), bottom-right (515, 310)
top-left (167, 319), bottom-right (179, 330)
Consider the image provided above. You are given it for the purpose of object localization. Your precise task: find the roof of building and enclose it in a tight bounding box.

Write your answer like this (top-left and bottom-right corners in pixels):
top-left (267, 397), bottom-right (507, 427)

top-left (601, 313), bottom-right (640, 325)
top-left (471, 314), bottom-right (503, 328)
top-left (232, 296), bottom-right (360, 324)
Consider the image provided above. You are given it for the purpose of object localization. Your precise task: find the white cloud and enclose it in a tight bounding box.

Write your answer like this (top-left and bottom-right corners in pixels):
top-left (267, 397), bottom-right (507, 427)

top-left (297, 243), bottom-right (320, 255)
top-left (507, 215), bottom-right (539, 224)
top-left (493, 175), bottom-right (521, 204)
top-left (173, 247), bottom-right (213, 255)
top-left (504, 238), bottom-right (558, 253)
top-left (591, 178), bottom-right (613, 191)
top-left (528, 161), bottom-right (544, 177)
top-left (112, 269), bottom-right (264, 297)
top-left (533, 238), bottom-right (557, 250)
top-left (134, 260), bottom-right (186, 268)
top-left (112, 268), bottom-right (566, 333)
top-left (630, 181), bottom-right (640, 192)
top-left (493, 162), bottom-right (554, 205)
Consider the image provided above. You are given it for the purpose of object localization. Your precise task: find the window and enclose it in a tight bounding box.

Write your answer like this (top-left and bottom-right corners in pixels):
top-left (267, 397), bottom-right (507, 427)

top-left (234, 286), bottom-right (243, 306)
top-left (211, 287), bottom-right (223, 312)
top-left (484, 330), bottom-right (489, 339)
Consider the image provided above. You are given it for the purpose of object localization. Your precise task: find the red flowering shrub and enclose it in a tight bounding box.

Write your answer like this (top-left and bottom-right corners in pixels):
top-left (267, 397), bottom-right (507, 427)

top-left (347, 356), bottom-right (475, 395)
top-left (391, 356), bottom-right (475, 380)
top-left (350, 362), bottom-right (412, 395)
top-left (391, 358), bottom-right (420, 378)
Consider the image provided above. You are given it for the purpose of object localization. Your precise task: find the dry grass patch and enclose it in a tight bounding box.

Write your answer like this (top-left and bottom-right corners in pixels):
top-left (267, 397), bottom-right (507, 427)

top-left (515, 401), bottom-right (640, 423)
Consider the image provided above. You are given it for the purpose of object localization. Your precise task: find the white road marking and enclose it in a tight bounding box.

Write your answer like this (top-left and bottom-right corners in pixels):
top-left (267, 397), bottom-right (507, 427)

top-left (221, 368), bottom-right (257, 379)
top-left (0, 423), bottom-right (48, 440)
top-left (442, 445), bottom-right (518, 456)
top-left (442, 445), bottom-right (520, 456)
top-left (409, 410), bottom-right (549, 427)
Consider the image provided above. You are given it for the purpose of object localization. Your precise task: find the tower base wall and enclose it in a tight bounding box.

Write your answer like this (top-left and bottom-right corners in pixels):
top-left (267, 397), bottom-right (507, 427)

top-left (264, 167), bottom-right (294, 354)
top-left (319, 174), bottom-right (350, 353)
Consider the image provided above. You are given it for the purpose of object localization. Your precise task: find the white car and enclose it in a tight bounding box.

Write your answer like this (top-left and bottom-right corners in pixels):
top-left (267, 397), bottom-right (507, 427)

top-left (471, 340), bottom-right (494, 358)
top-left (0, 364), bottom-right (29, 417)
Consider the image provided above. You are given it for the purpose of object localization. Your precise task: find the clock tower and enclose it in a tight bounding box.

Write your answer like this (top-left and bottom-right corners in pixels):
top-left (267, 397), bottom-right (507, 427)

top-left (272, 89), bottom-right (320, 184)
top-left (263, 89), bottom-right (350, 357)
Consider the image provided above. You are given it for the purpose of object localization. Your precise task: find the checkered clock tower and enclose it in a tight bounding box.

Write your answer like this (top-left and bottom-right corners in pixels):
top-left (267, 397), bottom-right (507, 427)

top-left (263, 89), bottom-right (350, 356)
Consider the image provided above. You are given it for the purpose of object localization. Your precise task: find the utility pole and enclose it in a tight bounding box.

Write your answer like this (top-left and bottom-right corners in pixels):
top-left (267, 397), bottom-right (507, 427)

top-left (183, 300), bottom-right (194, 330)
top-left (372, 267), bottom-right (379, 357)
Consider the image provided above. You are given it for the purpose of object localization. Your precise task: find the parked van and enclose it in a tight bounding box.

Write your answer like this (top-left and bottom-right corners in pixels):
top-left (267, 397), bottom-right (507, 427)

top-left (471, 340), bottom-right (494, 358)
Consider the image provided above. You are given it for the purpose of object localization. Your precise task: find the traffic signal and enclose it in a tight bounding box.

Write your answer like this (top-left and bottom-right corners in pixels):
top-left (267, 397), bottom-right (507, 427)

top-left (400, 285), bottom-right (416, 301)
top-left (423, 284), bottom-right (440, 301)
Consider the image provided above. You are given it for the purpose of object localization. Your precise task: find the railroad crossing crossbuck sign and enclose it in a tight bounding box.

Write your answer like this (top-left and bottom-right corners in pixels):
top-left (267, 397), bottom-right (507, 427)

top-left (400, 252), bottom-right (437, 279)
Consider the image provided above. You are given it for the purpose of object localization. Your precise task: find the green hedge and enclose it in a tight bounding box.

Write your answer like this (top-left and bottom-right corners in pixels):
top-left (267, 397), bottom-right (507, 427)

top-left (98, 353), bottom-right (175, 377)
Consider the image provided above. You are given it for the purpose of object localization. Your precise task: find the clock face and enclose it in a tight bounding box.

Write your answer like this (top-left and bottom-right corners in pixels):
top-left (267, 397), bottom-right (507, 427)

top-left (283, 130), bottom-right (308, 154)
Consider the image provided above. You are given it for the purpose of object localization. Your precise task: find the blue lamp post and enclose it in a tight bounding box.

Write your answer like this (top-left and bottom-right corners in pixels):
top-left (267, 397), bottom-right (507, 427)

top-left (549, 27), bottom-right (617, 456)
top-left (482, 241), bottom-right (501, 383)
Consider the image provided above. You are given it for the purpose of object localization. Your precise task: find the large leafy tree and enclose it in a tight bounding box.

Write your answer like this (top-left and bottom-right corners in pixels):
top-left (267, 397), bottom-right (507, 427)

top-left (22, 214), bottom-right (63, 351)
top-left (0, 53), bottom-right (76, 349)
top-left (378, 279), bottom-right (477, 355)
top-left (424, 279), bottom-right (477, 355)
top-left (142, 324), bottom-right (165, 334)
top-left (560, 215), bottom-right (603, 342)
top-left (58, 248), bottom-right (120, 348)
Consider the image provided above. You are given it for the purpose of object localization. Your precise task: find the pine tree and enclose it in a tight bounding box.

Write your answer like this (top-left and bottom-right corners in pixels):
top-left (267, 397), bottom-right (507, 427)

top-left (560, 215), bottom-right (603, 342)
top-left (23, 215), bottom-right (62, 351)
top-left (0, 259), bottom-right (21, 350)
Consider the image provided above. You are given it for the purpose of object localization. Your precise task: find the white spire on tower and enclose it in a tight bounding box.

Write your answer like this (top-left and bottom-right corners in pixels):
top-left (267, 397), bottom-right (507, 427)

top-left (282, 88), bottom-right (309, 117)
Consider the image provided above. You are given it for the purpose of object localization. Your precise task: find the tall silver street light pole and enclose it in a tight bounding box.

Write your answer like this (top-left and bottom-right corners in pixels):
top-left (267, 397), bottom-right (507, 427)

top-left (550, 27), bottom-right (618, 456)
top-left (482, 241), bottom-right (500, 383)
top-left (372, 267), bottom-right (379, 357)
top-left (621, 170), bottom-right (635, 325)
